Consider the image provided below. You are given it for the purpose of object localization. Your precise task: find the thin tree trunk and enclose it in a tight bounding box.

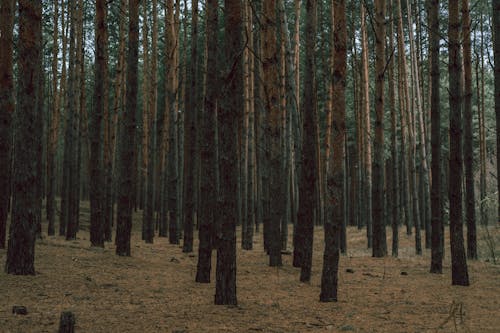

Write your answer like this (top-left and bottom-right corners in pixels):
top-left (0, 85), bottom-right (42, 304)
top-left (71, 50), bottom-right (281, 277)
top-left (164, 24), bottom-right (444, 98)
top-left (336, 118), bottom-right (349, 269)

top-left (116, 0), bottom-right (140, 257)
top-left (360, 3), bottom-right (372, 248)
top-left (372, 0), bottom-right (387, 257)
top-left (196, 0), bottom-right (217, 283)
top-left (296, 0), bottom-right (318, 282)
top-left (429, 0), bottom-right (443, 274)
top-left (461, 0), bottom-right (476, 260)
top-left (493, 0), bottom-right (500, 228)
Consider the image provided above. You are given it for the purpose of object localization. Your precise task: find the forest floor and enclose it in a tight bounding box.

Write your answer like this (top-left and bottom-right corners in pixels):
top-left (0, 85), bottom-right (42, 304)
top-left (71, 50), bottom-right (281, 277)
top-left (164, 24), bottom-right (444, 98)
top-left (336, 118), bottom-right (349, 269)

top-left (0, 203), bottom-right (499, 333)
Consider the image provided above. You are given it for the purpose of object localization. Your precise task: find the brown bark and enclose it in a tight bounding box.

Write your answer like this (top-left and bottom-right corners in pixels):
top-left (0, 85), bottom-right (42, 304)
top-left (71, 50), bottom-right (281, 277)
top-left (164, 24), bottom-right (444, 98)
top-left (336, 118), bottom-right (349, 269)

top-left (320, 0), bottom-right (346, 302)
top-left (0, 0), bottom-right (14, 248)
top-left (448, 0), bottom-right (469, 286)
top-left (429, 0), bottom-right (443, 274)
top-left (5, 0), bottom-right (42, 275)
top-left (116, 0), bottom-right (140, 257)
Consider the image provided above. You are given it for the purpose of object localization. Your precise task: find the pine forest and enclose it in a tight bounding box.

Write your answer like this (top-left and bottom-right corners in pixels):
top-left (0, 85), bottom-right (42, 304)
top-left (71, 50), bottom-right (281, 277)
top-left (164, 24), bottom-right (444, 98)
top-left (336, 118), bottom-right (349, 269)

top-left (0, 0), bottom-right (499, 331)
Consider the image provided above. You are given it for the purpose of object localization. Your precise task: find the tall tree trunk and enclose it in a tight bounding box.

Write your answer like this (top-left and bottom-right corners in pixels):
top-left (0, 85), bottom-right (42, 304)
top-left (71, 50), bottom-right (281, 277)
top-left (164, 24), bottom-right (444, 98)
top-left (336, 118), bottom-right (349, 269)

top-left (494, 0), bottom-right (500, 229)
top-left (479, 15), bottom-right (488, 226)
top-left (360, 4), bottom-right (373, 248)
top-left (320, 0), bottom-right (346, 302)
top-left (116, 0), bottom-right (140, 257)
top-left (461, 0), bottom-right (476, 260)
top-left (448, 0), bottom-right (469, 286)
top-left (372, 0), bottom-right (387, 257)
top-left (90, 0), bottom-right (108, 247)
top-left (0, 0), bottom-right (14, 249)
top-left (296, 0), bottom-right (318, 282)
top-left (396, 0), bottom-right (412, 237)
top-left (182, 0), bottom-right (199, 253)
top-left (429, 0), bottom-right (443, 274)
top-left (46, 0), bottom-right (60, 237)
top-left (166, 0), bottom-right (179, 245)
top-left (388, 0), bottom-right (399, 257)
top-left (196, 0), bottom-right (217, 283)
top-left (262, 0), bottom-right (283, 267)
top-left (5, 0), bottom-right (42, 275)
top-left (215, 0), bottom-right (242, 306)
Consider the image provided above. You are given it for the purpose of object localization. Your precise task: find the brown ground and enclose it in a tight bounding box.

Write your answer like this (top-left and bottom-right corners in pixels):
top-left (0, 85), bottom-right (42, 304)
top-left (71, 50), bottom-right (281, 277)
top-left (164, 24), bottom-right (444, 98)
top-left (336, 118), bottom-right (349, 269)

top-left (0, 205), bottom-right (499, 333)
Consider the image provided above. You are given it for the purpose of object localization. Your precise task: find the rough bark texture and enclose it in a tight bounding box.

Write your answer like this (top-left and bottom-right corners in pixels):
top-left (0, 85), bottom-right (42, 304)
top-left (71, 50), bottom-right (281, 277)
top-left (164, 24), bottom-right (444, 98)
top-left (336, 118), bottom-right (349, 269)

top-left (0, 0), bottom-right (14, 249)
top-left (429, 0), bottom-right (443, 274)
top-left (388, 0), bottom-right (399, 257)
top-left (196, 0), bottom-right (217, 283)
top-left (320, 0), bottom-right (346, 302)
top-left (166, 0), bottom-right (179, 245)
top-left (448, 0), bottom-right (469, 286)
top-left (116, 0), bottom-right (140, 257)
top-left (494, 0), bottom-right (500, 228)
top-left (296, 0), bottom-right (317, 282)
top-left (372, 0), bottom-right (387, 257)
top-left (360, 4), bottom-right (373, 248)
top-left (214, 0), bottom-right (242, 306)
top-left (90, 0), bottom-right (108, 248)
top-left (262, 0), bottom-right (283, 267)
top-left (5, 0), bottom-right (42, 275)
top-left (461, 0), bottom-right (476, 260)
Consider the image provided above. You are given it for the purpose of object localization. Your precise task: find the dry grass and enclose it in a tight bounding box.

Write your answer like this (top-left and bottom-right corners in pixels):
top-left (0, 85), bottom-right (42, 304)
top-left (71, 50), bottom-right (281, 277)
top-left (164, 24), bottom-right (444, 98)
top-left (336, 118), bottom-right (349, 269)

top-left (0, 204), bottom-right (499, 333)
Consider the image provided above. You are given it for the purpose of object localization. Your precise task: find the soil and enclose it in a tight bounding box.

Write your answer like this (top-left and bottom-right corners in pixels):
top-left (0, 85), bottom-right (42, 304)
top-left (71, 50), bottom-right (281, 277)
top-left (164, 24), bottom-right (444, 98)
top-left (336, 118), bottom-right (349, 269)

top-left (0, 205), bottom-right (499, 333)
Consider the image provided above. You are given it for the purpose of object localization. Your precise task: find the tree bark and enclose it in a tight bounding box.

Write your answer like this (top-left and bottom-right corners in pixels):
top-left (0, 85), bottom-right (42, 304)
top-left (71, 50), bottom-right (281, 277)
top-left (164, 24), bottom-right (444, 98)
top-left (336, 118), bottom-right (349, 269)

top-left (5, 0), bottom-right (42, 275)
top-left (196, 0), bottom-right (218, 283)
top-left (448, 0), bottom-right (469, 286)
top-left (494, 0), bottom-right (500, 230)
top-left (214, 0), bottom-right (242, 306)
top-left (461, 0), bottom-right (476, 260)
top-left (372, 0), bottom-right (387, 257)
top-left (429, 0), bottom-right (443, 274)
top-left (116, 0), bottom-right (140, 257)
top-left (320, 0), bottom-right (346, 302)
top-left (0, 0), bottom-right (14, 249)
top-left (262, 0), bottom-right (283, 267)
top-left (296, 0), bottom-right (318, 282)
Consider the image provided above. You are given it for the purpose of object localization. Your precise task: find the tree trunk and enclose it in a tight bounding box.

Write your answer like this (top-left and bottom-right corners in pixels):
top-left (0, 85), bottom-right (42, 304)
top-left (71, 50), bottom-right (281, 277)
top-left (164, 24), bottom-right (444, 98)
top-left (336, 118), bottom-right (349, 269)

top-left (0, 0), bottom-right (14, 249)
top-left (196, 0), bottom-right (217, 283)
top-left (461, 0), bottom-right (476, 260)
top-left (320, 0), bottom-right (346, 302)
top-left (388, 0), bottom-right (399, 257)
top-left (182, 0), bottom-right (199, 253)
top-left (5, 0), bottom-right (42, 275)
top-left (116, 0), bottom-right (140, 257)
top-left (372, 0), bottom-right (387, 257)
top-left (429, 0), bottom-right (443, 274)
top-left (494, 0), bottom-right (500, 229)
top-left (448, 0), bottom-right (469, 286)
top-left (296, 0), bottom-right (318, 282)
top-left (360, 4), bottom-right (373, 248)
top-left (90, 0), bottom-right (108, 247)
top-left (214, 0), bottom-right (242, 306)
top-left (262, 0), bottom-right (283, 267)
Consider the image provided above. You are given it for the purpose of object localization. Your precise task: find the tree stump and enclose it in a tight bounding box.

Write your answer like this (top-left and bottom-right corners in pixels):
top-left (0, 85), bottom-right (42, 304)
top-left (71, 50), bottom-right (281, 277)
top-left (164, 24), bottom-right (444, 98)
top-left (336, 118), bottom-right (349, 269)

top-left (12, 306), bottom-right (28, 315)
top-left (58, 311), bottom-right (75, 333)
